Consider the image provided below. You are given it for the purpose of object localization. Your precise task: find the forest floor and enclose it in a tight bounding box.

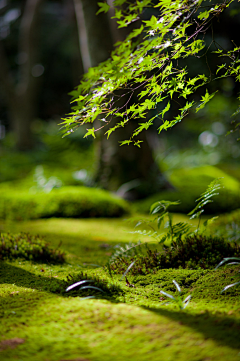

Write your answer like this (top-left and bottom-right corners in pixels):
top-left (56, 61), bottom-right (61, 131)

top-left (0, 216), bottom-right (240, 361)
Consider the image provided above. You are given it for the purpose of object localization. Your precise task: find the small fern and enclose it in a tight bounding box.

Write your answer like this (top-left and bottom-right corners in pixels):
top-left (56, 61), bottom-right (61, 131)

top-left (188, 178), bottom-right (222, 231)
top-left (108, 241), bottom-right (143, 264)
top-left (108, 179), bottom-right (228, 276)
top-left (131, 199), bottom-right (194, 245)
top-left (132, 200), bottom-right (189, 244)
top-left (132, 180), bottom-right (222, 245)
top-left (106, 241), bottom-right (144, 277)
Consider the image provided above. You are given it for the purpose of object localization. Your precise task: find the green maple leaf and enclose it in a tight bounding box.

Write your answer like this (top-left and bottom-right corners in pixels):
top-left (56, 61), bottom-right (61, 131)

top-left (97, 2), bottom-right (110, 14)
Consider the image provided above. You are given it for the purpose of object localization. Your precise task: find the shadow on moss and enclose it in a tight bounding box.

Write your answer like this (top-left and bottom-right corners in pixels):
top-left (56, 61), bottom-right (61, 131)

top-left (0, 262), bottom-right (65, 294)
top-left (0, 262), bottom-right (123, 301)
top-left (141, 306), bottom-right (240, 350)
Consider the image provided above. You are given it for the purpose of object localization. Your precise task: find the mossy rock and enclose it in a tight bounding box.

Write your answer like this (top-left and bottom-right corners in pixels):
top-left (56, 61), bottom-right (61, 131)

top-left (135, 165), bottom-right (240, 214)
top-left (0, 186), bottom-right (130, 221)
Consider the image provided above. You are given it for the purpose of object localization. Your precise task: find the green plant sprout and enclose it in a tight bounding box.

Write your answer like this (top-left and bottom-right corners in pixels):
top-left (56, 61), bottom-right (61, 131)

top-left (160, 280), bottom-right (192, 310)
top-left (215, 257), bottom-right (240, 293)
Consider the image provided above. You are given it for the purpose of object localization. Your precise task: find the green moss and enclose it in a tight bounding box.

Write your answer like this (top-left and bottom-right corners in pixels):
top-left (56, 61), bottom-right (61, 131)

top-left (0, 259), bottom-right (240, 361)
top-left (0, 218), bottom-right (240, 361)
top-left (135, 165), bottom-right (240, 214)
top-left (1, 261), bottom-right (240, 361)
top-left (0, 186), bottom-right (130, 220)
top-left (126, 267), bottom-right (240, 303)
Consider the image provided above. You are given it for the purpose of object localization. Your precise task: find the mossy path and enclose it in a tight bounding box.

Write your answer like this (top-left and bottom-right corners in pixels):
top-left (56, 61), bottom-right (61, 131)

top-left (0, 217), bottom-right (240, 361)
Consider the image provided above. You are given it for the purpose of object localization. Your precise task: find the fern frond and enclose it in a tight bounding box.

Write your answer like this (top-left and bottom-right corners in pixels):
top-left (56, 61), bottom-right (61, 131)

top-left (188, 178), bottom-right (222, 219)
top-left (108, 241), bottom-right (143, 264)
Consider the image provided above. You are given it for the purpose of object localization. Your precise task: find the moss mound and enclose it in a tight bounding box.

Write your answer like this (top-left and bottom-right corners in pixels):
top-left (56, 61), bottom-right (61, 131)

top-left (0, 232), bottom-right (65, 263)
top-left (110, 235), bottom-right (240, 275)
top-left (135, 165), bottom-right (240, 214)
top-left (0, 186), bottom-right (130, 220)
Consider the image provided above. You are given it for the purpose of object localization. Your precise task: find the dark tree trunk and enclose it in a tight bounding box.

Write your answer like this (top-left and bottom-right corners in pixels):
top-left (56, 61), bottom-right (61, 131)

top-left (63, 0), bottom-right (84, 86)
top-left (0, 0), bottom-right (45, 150)
top-left (77, 0), bottom-right (172, 199)
top-left (10, 94), bottom-right (36, 150)
top-left (94, 124), bottom-right (173, 200)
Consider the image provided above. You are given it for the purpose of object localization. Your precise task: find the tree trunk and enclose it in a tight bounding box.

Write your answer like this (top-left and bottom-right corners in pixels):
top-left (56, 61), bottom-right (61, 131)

top-left (77, 0), bottom-right (172, 199)
top-left (73, 0), bottom-right (91, 73)
top-left (79, 0), bottom-right (113, 67)
top-left (94, 123), bottom-right (173, 200)
top-left (0, 0), bottom-right (44, 150)
top-left (10, 94), bottom-right (36, 150)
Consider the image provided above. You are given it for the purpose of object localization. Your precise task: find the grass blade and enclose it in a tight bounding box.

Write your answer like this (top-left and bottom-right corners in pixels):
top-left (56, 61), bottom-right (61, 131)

top-left (173, 280), bottom-right (181, 293)
top-left (160, 290), bottom-right (175, 300)
top-left (120, 261), bottom-right (135, 281)
top-left (183, 295), bottom-right (192, 303)
top-left (215, 257), bottom-right (240, 270)
top-left (220, 281), bottom-right (240, 293)
top-left (80, 286), bottom-right (105, 293)
top-left (182, 295), bottom-right (192, 309)
top-left (66, 280), bottom-right (94, 292)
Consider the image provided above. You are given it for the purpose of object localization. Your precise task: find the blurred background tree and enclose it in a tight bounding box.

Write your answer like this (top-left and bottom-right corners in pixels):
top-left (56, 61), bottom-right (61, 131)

top-left (0, 0), bottom-right (84, 150)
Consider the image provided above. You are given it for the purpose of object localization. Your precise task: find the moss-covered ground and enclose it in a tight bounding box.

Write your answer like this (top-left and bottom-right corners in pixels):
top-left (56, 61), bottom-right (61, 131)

top-left (0, 216), bottom-right (240, 361)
